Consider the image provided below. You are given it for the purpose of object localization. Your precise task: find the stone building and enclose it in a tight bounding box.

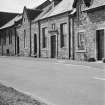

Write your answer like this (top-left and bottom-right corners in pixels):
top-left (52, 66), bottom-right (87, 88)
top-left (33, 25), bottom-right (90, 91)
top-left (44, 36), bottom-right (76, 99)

top-left (38, 0), bottom-right (74, 59)
top-left (0, 12), bottom-right (19, 27)
top-left (0, 0), bottom-right (51, 57)
top-left (16, 0), bottom-right (51, 57)
top-left (0, 0), bottom-right (105, 61)
top-left (72, 0), bottom-right (105, 61)
top-left (31, 0), bottom-right (52, 57)
top-left (0, 15), bottom-right (22, 56)
top-left (16, 7), bottom-right (42, 56)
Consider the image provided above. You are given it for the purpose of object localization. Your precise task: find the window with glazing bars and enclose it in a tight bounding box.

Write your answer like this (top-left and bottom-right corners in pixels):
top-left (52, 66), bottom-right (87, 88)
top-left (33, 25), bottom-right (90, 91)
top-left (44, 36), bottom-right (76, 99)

top-left (24, 30), bottom-right (26, 48)
top-left (60, 23), bottom-right (67, 48)
top-left (9, 31), bottom-right (12, 44)
top-left (42, 27), bottom-right (47, 48)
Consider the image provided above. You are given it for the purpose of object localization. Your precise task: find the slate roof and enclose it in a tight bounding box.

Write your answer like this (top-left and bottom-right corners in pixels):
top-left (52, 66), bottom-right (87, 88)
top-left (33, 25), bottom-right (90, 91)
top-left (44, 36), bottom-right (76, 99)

top-left (0, 12), bottom-right (19, 27)
top-left (0, 0), bottom-right (51, 29)
top-left (32, 0), bottom-right (52, 22)
top-left (34, 4), bottom-right (53, 22)
top-left (84, 0), bottom-right (105, 11)
top-left (0, 15), bottom-right (22, 30)
top-left (25, 8), bottom-right (42, 20)
top-left (23, 0), bottom-right (52, 21)
top-left (35, 0), bottom-right (51, 10)
top-left (40, 0), bottom-right (74, 20)
top-left (73, 0), bottom-right (105, 11)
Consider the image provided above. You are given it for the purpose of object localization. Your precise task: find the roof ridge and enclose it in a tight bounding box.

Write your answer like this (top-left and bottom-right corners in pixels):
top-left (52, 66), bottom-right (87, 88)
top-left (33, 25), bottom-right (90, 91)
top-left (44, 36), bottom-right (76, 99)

top-left (0, 15), bottom-right (22, 30)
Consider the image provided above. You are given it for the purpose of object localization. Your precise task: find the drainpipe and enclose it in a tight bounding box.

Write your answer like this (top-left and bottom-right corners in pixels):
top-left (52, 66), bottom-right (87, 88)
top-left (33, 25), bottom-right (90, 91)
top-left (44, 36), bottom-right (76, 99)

top-left (57, 31), bottom-right (58, 59)
top-left (38, 20), bottom-right (41, 58)
top-left (14, 26), bottom-right (17, 55)
top-left (30, 20), bottom-right (32, 56)
top-left (1, 31), bottom-right (3, 56)
top-left (68, 13), bottom-right (71, 59)
top-left (69, 12), bottom-right (75, 60)
top-left (72, 17), bottom-right (75, 60)
top-left (2, 44), bottom-right (3, 56)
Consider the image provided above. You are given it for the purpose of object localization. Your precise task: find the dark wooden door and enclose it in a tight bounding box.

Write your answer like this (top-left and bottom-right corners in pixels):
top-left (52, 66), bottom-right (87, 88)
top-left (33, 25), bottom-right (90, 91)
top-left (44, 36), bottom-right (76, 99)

top-left (51, 35), bottom-right (56, 58)
top-left (96, 30), bottom-right (104, 60)
top-left (34, 34), bottom-right (37, 54)
top-left (17, 36), bottom-right (19, 54)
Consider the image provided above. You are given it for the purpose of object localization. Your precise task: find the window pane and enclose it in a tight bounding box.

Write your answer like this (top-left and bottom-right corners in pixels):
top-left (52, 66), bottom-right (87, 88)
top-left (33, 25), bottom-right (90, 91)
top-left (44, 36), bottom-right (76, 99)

top-left (60, 23), bottom-right (67, 48)
top-left (9, 31), bottom-right (12, 44)
top-left (63, 24), bottom-right (67, 35)
top-left (4, 32), bottom-right (6, 45)
top-left (52, 24), bottom-right (55, 30)
top-left (78, 32), bottom-right (85, 50)
top-left (42, 27), bottom-right (47, 48)
top-left (0, 34), bottom-right (1, 45)
top-left (24, 30), bottom-right (26, 48)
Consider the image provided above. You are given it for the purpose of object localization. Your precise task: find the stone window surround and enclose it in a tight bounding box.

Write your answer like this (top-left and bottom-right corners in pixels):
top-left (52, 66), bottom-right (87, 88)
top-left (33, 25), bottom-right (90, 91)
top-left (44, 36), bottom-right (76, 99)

top-left (42, 27), bottom-right (47, 49)
top-left (60, 22), bottom-right (67, 48)
top-left (51, 23), bottom-right (56, 30)
top-left (76, 30), bottom-right (87, 53)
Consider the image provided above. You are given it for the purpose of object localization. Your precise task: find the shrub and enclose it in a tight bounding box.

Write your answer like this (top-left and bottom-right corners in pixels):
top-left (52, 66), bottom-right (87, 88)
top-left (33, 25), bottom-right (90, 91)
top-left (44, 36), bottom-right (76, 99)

top-left (103, 58), bottom-right (105, 63)
top-left (88, 58), bottom-right (96, 62)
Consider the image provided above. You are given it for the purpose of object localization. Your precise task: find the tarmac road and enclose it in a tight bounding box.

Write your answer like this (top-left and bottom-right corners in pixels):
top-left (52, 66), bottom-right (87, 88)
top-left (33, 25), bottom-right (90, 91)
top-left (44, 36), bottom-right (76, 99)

top-left (0, 57), bottom-right (104, 105)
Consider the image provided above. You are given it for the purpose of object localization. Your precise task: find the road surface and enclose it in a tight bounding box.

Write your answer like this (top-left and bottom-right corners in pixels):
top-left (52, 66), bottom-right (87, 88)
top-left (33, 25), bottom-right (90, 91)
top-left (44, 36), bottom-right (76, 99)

top-left (0, 57), bottom-right (104, 105)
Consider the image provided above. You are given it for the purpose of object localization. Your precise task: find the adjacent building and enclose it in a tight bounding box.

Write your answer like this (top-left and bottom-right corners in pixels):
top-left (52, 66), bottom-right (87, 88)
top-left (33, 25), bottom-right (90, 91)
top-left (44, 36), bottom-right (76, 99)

top-left (38, 0), bottom-right (73, 59)
top-left (0, 15), bottom-right (22, 56)
top-left (73, 0), bottom-right (105, 61)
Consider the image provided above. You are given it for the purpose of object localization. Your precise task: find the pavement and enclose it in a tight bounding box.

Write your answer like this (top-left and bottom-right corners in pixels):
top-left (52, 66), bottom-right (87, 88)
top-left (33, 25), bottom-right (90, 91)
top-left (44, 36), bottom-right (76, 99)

top-left (0, 56), bottom-right (104, 105)
top-left (0, 56), bottom-right (104, 69)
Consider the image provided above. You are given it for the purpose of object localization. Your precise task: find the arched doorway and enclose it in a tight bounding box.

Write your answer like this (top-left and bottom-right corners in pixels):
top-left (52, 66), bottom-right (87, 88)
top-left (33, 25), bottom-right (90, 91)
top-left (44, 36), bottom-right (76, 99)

top-left (34, 34), bottom-right (37, 55)
top-left (17, 36), bottom-right (19, 55)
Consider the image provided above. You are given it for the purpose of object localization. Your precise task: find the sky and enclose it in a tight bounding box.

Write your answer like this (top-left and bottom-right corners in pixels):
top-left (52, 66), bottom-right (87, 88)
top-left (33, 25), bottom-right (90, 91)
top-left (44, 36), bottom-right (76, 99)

top-left (0, 0), bottom-right (47, 13)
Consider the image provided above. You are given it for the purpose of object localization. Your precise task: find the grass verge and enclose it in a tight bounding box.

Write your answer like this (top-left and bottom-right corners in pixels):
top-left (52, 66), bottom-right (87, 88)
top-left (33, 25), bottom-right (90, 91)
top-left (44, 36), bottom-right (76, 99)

top-left (0, 83), bottom-right (47, 105)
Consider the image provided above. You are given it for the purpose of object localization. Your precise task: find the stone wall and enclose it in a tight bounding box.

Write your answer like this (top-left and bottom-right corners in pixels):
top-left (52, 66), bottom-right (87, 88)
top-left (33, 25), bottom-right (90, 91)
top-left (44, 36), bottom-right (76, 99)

top-left (31, 22), bottom-right (40, 57)
top-left (40, 13), bottom-right (71, 59)
top-left (16, 11), bottom-right (31, 56)
top-left (0, 28), bottom-right (16, 56)
top-left (74, 2), bottom-right (105, 61)
top-left (16, 23), bottom-right (31, 56)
